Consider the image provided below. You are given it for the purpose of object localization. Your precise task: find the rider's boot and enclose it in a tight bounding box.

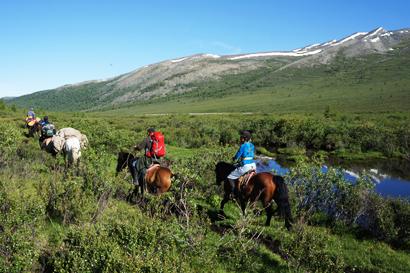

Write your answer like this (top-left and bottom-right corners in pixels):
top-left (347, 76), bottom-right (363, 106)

top-left (130, 159), bottom-right (139, 186)
top-left (228, 178), bottom-right (238, 197)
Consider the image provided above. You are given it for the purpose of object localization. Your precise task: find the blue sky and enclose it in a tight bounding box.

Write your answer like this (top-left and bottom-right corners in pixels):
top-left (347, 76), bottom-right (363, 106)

top-left (1, 0), bottom-right (409, 97)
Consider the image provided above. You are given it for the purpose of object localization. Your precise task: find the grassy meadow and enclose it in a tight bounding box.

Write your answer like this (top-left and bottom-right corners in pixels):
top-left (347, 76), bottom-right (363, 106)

top-left (1, 102), bottom-right (410, 272)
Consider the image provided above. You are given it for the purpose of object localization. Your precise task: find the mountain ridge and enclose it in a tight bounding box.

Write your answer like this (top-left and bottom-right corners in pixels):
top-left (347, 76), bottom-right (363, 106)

top-left (7, 27), bottom-right (410, 113)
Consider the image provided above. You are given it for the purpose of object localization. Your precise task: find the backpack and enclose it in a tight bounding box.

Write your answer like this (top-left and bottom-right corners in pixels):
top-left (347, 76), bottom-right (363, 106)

top-left (42, 123), bottom-right (56, 137)
top-left (147, 131), bottom-right (166, 158)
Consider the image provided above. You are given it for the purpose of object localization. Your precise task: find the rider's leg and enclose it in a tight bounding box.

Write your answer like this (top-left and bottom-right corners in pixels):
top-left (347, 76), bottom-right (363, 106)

top-left (131, 158), bottom-right (139, 185)
top-left (136, 157), bottom-right (148, 185)
top-left (228, 178), bottom-right (238, 197)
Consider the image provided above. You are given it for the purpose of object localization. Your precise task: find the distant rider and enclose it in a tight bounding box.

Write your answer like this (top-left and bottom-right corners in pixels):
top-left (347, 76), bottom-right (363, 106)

top-left (39, 115), bottom-right (50, 127)
top-left (227, 130), bottom-right (256, 196)
top-left (27, 107), bottom-right (36, 119)
top-left (39, 116), bottom-right (56, 143)
top-left (39, 116), bottom-right (50, 142)
top-left (25, 107), bottom-right (36, 126)
top-left (131, 128), bottom-right (159, 185)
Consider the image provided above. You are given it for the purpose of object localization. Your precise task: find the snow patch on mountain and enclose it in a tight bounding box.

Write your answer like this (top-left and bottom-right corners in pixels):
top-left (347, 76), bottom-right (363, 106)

top-left (228, 49), bottom-right (322, 60)
top-left (365, 27), bottom-right (385, 38)
top-left (304, 43), bottom-right (320, 50)
top-left (203, 53), bottom-right (220, 58)
top-left (331, 32), bottom-right (368, 46)
top-left (370, 37), bottom-right (381, 43)
top-left (171, 57), bottom-right (188, 63)
top-left (321, 40), bottom-right (337, 46)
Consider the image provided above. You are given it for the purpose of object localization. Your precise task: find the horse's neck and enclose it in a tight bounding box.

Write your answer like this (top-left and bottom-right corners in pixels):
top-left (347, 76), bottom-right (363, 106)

top-left (125, 153), bottom-right (134, 164)
top-left (218, 162), bottom-right (235, 177)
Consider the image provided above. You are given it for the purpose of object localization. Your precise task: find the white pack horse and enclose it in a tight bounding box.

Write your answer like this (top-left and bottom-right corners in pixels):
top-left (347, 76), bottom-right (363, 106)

top-left (41, 135), bottom-right (83, 168)
top-left (64, 137), bottom-right (82, 167)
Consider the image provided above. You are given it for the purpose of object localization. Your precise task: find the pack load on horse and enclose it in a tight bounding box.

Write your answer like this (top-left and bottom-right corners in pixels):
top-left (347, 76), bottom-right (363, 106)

top-left (56, 127), bottom-right (88, 149)
top-left (215, 161), bottom-right (293, 230)
top-left (41, 135), bottom-right (65, 156)
top-left (116, 151), bottom-right (172, 198)
top-left (40, 127), bottom-right (87, 167)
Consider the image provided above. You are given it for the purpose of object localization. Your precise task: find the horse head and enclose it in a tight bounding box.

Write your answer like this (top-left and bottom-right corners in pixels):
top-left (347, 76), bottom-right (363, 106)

top-left (116, 152), bottom-right (134, 175)
top-left (215, 161), bottom-right (236, 185)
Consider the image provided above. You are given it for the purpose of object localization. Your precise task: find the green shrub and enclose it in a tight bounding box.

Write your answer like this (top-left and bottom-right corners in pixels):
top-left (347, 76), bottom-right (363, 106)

top-left (280, 224), bottom-right (345, 273)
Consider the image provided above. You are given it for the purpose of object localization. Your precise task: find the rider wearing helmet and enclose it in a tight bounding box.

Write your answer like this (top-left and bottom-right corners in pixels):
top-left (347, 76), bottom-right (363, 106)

top-left (27, 107), bottom-right (35, 119)
top-left (39, 115), bottom-right (49, 127)
top-left (227, 130), bottom-right (256, 196)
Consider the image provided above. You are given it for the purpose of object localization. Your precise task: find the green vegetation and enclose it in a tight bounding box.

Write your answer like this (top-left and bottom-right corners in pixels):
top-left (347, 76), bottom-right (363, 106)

top-left (1, 107), bottom-right (410, 272)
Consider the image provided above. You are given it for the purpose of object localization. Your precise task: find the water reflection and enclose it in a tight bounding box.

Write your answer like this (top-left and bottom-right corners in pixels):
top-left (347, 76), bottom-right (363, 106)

top-left (255, 158), bottom-right (410, 200)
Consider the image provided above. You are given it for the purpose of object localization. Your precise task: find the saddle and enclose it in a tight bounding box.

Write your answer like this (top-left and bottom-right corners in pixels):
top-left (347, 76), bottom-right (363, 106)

top-left (238, 170), bottom-right (256, 189)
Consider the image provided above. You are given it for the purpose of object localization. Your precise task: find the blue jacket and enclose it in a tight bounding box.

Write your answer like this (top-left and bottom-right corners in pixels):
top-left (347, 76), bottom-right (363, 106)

top-left (233, 141), bottom-right (255, 165)
top-left (39, 120), bottom-right (49, 127)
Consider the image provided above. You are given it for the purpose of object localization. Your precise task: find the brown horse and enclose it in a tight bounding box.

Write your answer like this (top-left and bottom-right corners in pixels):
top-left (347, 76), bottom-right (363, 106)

top-left (116, 152), bottom-right (172, 198)
top-left (215, 161), bottom-right (292, 230)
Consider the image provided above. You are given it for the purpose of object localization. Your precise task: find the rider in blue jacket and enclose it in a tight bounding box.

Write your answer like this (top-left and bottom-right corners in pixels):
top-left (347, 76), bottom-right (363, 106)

top-left (227, 130), bottom-right (256, 196)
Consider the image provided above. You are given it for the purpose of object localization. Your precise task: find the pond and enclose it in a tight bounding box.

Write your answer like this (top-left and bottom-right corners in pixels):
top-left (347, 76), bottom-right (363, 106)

top-left (255, 157), bottom-right (410, 200)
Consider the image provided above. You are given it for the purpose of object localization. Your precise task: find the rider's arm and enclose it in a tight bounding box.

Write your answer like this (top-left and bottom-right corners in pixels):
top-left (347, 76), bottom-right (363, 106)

top-left (134, 139), bottom-right (145, 151)
top-left (134, 137), bottom-right (151, 151)
top-left (233, 144), bottom-right (245, 162)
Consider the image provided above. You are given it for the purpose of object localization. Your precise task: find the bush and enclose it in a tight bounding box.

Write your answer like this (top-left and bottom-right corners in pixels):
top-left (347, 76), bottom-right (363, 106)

top-left (280, 224), bottom-right (345, 273)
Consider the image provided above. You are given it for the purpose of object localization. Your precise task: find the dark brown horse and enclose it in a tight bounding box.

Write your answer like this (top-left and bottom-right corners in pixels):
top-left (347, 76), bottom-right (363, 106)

top-left (215, 161), bottom-right (292, 230)
top-left (116, 152), bottom-right (172, 198)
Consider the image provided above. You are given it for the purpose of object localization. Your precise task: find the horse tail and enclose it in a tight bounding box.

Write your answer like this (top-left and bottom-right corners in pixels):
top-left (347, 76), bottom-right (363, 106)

top-left (273, 175), bottom-right (293, 230)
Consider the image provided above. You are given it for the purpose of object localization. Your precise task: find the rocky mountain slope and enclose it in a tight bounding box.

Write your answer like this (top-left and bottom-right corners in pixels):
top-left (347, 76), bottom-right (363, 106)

top-left (8, 27), bottom-right (410, 112)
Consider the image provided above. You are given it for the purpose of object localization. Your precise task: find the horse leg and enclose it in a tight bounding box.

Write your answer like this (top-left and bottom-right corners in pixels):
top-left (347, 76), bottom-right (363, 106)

top-left (140, 180), bottom-right (144, 197)
top-left (264, 203), bottom-right (274, 226)
top-left (126, 188), bottom-right (133, 202)
top-left (219, 193), bottom-right (230, 215)
top-left (240, 196), bottom-right (247, 215)
top-left (281, 199), bottom-right (293, 231)
top-left (28, 126), bottom-right (34, 137)
top-left (129, 162), bottom-right (138, 185)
